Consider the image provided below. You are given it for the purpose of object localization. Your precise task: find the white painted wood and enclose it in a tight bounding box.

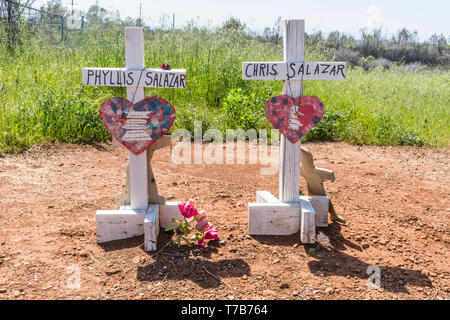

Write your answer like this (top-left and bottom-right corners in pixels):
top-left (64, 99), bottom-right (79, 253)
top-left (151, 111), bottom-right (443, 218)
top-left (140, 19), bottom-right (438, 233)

top-left (125, 27), bottom-right (148, 210)
top-left (159, 202), bottom-right (182, 228)
top-left (300, 198), bottom-right (316, 243)
top-left (248, 202), bottom-right (300, 235)
top-left (256, 191), bottom-right (280, 203)
top-left (82, 68), bottom-right (187, 88)
top-left (144, 204), bottom-right (160, 251)
top-left (279, 20), bottom-right (303, 205)
top-left (96, 209), bottom-right (147, 243)
top-left (300, 195), bottom-right (329, 227)
top-left (242, 62), bottom-right (346, 80)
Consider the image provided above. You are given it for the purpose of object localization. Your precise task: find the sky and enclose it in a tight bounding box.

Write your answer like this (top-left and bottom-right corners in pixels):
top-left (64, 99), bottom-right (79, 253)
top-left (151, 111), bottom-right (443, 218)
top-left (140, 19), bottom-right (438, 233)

top-left (34, 0), bottom-right (449, 40)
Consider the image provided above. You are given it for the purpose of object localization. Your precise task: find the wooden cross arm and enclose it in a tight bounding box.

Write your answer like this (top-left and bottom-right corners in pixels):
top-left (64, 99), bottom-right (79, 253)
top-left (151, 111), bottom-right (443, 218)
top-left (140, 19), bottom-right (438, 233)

top-left (314, 167), bottom-right (335, 181)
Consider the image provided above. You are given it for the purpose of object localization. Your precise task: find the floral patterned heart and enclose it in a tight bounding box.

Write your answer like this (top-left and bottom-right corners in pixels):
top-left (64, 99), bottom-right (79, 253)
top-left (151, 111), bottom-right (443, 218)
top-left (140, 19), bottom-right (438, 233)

top-left (265, 95), bottom-right (324, 144)
top-left (99, 96), bottom-right (176, 155)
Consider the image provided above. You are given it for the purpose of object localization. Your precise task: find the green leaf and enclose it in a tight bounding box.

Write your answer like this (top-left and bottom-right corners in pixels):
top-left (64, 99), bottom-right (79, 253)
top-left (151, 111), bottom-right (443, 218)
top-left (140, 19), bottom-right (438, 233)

top-left (164, 225), bottom-right (178, 231)
top-left (308, 248), bottom-right (317, 257)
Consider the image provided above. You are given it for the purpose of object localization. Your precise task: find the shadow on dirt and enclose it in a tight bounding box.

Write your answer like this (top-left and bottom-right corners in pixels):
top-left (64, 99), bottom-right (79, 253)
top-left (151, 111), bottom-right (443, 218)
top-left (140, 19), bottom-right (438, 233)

top-left (136, 232), bottom-right (251, 289)
top-left (305, 222), bottom-right (433, 294)
top-left (98, 235), bottom-right (145, 252)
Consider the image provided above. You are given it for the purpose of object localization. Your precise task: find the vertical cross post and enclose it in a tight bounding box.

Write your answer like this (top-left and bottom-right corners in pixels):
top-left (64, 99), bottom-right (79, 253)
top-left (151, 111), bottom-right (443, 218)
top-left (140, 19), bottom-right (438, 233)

top-left (279, 20), bottom-right (304, 204)
top-left (124, 27), bottom-right (148, 209)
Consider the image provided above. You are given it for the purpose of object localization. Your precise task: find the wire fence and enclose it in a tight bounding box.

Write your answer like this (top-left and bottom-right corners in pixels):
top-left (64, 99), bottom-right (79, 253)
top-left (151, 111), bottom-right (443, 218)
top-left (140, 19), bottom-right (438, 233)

top-left (0, 1), bottom-right (86, 44)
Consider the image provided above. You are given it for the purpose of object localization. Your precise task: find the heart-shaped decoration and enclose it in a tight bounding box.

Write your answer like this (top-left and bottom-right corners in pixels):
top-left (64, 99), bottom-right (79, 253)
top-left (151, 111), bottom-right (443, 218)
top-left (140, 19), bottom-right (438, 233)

top-left (99, 96), bottom-right (176, 155)
top-left (265, 95), bottom-right (324, 144)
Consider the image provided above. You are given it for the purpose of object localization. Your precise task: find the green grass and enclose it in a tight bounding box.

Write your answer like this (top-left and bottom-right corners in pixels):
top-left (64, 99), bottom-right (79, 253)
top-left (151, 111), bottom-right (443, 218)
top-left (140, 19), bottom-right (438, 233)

top-left (0, 25), bottom-right (448, 153)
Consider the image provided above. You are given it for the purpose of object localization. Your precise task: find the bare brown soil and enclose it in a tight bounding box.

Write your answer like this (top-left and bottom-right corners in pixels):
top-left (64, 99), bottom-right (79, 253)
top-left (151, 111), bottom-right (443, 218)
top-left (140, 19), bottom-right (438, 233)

top-left (0, 142), bottom-right (448, 300)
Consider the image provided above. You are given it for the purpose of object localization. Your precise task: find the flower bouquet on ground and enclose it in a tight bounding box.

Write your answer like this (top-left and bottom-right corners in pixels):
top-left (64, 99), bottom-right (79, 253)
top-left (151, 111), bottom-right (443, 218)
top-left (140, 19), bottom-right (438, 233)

top-left (164, 199), bottom-right (219, 247)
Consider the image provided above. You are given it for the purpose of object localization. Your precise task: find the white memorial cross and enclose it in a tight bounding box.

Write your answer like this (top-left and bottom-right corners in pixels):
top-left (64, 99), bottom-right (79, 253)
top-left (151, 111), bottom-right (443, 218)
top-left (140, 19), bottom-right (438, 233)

top-left (81, 27), bottom-right (186, 250)
top-left (243, 20), bottom-right (346, 243)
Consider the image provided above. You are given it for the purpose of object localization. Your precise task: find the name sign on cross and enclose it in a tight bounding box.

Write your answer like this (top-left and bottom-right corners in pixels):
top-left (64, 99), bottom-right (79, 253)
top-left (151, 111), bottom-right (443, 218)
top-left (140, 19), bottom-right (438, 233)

top-left (82, 67), bottom-right (186, 88)
top-left (242, 62), bottom-right (346, 80)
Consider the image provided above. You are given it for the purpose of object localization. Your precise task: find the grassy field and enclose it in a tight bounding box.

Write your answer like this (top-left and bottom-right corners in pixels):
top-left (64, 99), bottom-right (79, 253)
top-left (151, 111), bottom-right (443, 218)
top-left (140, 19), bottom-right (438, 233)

top-left (0, 25), bottom-right (448, 153)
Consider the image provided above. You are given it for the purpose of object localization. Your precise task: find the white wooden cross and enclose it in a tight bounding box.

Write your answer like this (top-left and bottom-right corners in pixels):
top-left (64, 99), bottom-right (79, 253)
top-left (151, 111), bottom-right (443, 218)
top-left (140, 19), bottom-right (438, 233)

top-left (243, 20), bottom-right (346, 243)
top-left (81, 27), bottom-right (186, 250)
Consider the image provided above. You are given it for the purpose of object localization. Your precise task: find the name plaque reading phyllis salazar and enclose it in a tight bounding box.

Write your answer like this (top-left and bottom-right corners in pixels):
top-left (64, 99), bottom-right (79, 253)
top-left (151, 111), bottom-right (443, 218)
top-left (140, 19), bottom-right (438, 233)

top-left (82, 67), bottom-right (187, 88)
top-left (242, 62), bottom-right (346, 80)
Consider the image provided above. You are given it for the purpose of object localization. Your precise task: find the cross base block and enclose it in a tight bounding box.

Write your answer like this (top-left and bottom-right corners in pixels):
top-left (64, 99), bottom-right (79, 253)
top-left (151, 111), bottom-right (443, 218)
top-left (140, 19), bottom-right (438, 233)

top-left (248, 191), bottom-right (330, 243)
top-left (96, 202), bottom-right (183, 251)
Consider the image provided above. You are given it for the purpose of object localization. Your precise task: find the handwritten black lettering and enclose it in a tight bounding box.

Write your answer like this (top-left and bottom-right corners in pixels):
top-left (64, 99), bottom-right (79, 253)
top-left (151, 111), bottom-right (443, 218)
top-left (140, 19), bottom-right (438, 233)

top-left (126, 71), bottom-right (134, 85)
top-left (94, 70), bottom-right (101, 85)
top-left (337, 64), bottom-right (345, 78)
top-left (245, 64), bottom-right (252, 78)
top-left (329, 65), bottom-right (336, 76)
top-left (87, 70), bottom-right (94, 85)
top-left (260, 64), bottom-right (267, 77)
top-left (314, 64), bottom-right (320, 75)
top-left (306, 64), bottom-right (311, 75)
top-left (321, 64), bottom-right (330, 74)
top-left (287, 63), bottom-right (296, 79)
top-left (298, 63), bottom-right (304, 76)
top-left (173, 74), bottom-right (179, 87)
top-left (168, 73), bottom-right (175, 88)
top-left (270, 64), bottom-right (278, 76)
top-left (144, 71), bottom-right (153, 86)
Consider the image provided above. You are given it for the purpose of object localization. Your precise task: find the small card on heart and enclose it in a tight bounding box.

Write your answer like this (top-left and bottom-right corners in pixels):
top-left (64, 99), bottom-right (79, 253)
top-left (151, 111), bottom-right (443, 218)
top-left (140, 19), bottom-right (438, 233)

top-left (99, 96), bottom-right (176, 155)
top-left (265, 95), bottom-right (324, 144)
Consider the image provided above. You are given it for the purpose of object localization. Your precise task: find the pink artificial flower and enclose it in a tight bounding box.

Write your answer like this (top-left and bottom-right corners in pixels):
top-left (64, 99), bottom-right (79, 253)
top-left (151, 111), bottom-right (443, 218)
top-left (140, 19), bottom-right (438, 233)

top-left (194, 210), bottom-right (207, 222)
top-left (196, 220), bottom-right (213, 232)
top-left (198, 238), bottom-right (206, 247)
top-left (205, 228), bottom-right (219, 240)
top-left (178, 199), bottom-right (198, 219)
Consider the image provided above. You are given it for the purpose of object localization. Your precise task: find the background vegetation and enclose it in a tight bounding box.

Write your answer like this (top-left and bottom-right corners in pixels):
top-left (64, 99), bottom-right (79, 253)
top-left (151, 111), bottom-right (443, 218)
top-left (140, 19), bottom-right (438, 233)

top-left (0, 0), bottom-right (448, 153)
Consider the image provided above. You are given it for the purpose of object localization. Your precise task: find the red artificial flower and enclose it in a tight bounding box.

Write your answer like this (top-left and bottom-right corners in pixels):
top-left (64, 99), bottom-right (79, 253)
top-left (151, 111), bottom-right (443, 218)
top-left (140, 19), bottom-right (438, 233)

top-left (160, 62), bottom-right (171, 70)
top-left (198, 238), bottom-right (206, 247)
top-left (178, 199), bottom-right (198, 219)
top-left (205, 228), bottom-right (219, 240)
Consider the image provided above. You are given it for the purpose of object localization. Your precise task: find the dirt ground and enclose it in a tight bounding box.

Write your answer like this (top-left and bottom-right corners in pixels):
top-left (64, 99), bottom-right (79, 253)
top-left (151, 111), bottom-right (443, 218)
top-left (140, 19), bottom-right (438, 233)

top-left (0, 141), bottom-right (448, 300)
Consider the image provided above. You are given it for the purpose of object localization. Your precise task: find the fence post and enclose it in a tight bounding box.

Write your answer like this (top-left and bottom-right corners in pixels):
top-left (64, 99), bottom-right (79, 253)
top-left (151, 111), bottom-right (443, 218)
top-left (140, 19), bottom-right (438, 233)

top-left (60, 15), bottom-right (64, 41)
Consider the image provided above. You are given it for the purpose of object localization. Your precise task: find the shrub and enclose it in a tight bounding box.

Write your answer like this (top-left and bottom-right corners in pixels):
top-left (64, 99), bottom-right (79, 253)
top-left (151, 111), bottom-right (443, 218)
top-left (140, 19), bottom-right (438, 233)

top-left (332, 48), bottom-right (360, 66)
top-left (220, 87), bottom-right (273, 132)
top-left (375, 58), bottom-right (392, 70)
top-left (359, 55), bottom-right (377, 71)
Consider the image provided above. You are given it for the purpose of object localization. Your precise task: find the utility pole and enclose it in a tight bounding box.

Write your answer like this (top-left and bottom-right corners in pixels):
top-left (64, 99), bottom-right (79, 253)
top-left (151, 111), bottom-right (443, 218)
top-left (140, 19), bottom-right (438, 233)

top-left (139, 2), bottom-right (142, 26)
top-left (172, 13), bottom-right (175, 30)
